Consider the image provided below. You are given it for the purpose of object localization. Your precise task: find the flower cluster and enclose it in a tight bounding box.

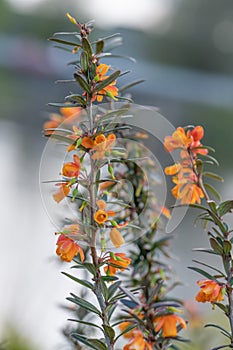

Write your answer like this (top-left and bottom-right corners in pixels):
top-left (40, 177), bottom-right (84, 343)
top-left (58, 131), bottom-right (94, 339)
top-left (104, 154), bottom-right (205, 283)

top-left (164, 125), bottom-right (208, 204)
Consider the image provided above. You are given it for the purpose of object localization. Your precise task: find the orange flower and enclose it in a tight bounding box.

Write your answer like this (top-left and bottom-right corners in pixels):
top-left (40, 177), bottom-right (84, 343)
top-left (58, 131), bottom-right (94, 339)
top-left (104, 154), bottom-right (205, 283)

top-left (104, 253), bottom-right (131, 276)
top-left (123, 330), bottom-right (153, 350)
top-left (56, 234), bottom-right (84, 262)
top-left (53, 182), bottom-right (70, 203)
top-left (62, 154), bottom-right (81, 178)
top-left (187, 125), bottom-right (208, 155)
top-left (81, 136), bottom-right (95, 149)
top-left (154, 314), bottom-right (186, 338)
top-left (43, 106), bottom-right (82, 135)
top-left (91, 133), bottom-right (116, 160)
top-left (94, 63), bottom-right (118, 102)
top-left (110, 228), bottom-right (125, 247)
top-left (164, 127), bottom-right (192, 153)
top-left (94, 199), bottom-right (116, 224)
top-left (195, 279), bottom-right (225, 305)
top-left (164, 163), bottom-right (182, 176)
top-left (94, 210), bottom-right (109, 224)
top-left (172, 175), bottom-right (204, 204)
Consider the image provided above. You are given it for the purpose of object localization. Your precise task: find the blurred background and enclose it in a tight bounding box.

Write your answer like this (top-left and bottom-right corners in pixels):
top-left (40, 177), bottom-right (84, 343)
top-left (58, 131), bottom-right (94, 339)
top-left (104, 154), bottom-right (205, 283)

top-left (1, 0), bottom-right (233, 348)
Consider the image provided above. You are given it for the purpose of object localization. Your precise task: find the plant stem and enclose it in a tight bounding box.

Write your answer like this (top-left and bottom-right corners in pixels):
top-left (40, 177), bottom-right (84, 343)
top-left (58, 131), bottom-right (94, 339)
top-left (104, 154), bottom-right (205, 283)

top-left (88, 102), bottom-right (113, 350)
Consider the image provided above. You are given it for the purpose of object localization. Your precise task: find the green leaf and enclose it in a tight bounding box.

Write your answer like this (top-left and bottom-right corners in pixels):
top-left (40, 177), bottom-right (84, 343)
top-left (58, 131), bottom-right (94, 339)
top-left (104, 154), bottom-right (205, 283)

top-left (74, 73), bottom-right (91, 93)
top-left (223, 240), bottom-right (232, 254)
top-left (204, 183), bottom-right (222, 201)
top-left (96, 40), bottom-right (104, 54)
top-left (205, 324), bottom-right (231, 339)
top-left (118, 79), bottom-right (145, 93)
top-left (192, 259), bottom-right (225, 277)
top-left (102, 325), bottom-right (115, 341)
top-left (62, 272), bottom-right (93, 290)
top-left (214, 302), bottom-right (228, 313)
top-left (67, 293), bottom-right (101, 316)
top-left (65, 94), bottom-right (86, 106)
top-left (208, 200), bottom-right (218, 213)
top-left (72, 262), bottom-right (97, 276)
top-left (95, 70), bottom-right (121, 92)
top-left (188, 266), bottom-right (219, 281)
top-left (48, 102), bottom-right (80, 108)
top-left (97, 52), bottom-right (136, 63)
top-left (201, 154), bottom-right (219, 166)
top-left (82, 37), bottom-right (93, 58)
top-left (68, 319), bottom-right (102, 331)
top-left (100, 279), bottom-right (108, 301)
top-left (209, 237), bottom-right (223, 254)
top-left (48, 37), bottom-right (80, 47)
top-left (192, 248), bottom-right (218, 255)
top-left (203, 172), bottom-right (224, 182)
top-left (218, 200), bottom-right (233, 217)
top-left (80, 51), bottom-right (89, 72)
top-left (72, 334), bottom-right (107, 350)
top-left (107, 281), bottom-right (121, 300)
top-left (101, 275), bottom-right (118, 282)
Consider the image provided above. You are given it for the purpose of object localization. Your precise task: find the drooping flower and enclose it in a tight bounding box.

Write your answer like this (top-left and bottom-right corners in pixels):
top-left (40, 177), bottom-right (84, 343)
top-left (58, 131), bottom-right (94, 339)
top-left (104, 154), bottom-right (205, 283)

top-left (171, 176), bottom-right (204, 204)
top-left (195, 279), bottom-right (225, 305)
top-left (56, 234), bottom-right (84, 262)
top-left (53, 182), bottom-right (70, 203)
top-left (104, 253), bottom-right (131, 276)
top-left (154, 314), bottom-right (186, 338)
top-left (110, 228), bottom-right (125, 247)
top-left (62, 154), bottom-right (81, 178)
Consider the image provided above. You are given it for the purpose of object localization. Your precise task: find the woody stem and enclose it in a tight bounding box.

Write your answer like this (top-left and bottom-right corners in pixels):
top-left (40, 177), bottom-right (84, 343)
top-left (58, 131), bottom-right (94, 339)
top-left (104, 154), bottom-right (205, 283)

top-left (88, 101), bottom-right (113, 350)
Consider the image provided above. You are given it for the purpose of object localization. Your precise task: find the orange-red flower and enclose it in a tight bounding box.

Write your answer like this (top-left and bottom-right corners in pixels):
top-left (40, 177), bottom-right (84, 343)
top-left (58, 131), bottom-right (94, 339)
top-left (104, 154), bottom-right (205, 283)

top-left (195, 279), bottom-right (225, 305)
top-left (164, 127), bottom-right (192, 153)
top-left (62, 154), bottom-right (81, 178)
top-left (154, 314), bottom-right (186, 338)
top-left (110, 228), bottom-right (125, 247)
top-left (164, 126), bottom-right (208, 155)
top-left (104, 253), bottom-right (131, 276)
top-left (53, 182), bottom-right (70, 203)
top-left (56, 234), bottom-right (84, 262)
top-left (94, 63), bottom-right (118, 102)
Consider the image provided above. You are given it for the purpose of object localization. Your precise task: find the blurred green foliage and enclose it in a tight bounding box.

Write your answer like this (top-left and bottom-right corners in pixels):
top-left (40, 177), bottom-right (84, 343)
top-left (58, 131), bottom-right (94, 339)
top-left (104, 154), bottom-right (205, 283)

top-left (1, 327), bottom-right (38, 350)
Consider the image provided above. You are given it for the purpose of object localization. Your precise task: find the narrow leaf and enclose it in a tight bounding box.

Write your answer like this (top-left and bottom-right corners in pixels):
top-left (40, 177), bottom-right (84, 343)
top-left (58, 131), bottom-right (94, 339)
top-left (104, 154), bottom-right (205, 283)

top-left (96, 40), bottom-right (104, 54)
top-left (74, 73), bottom-right (91, 93)
top-left (67, 293), bottom-right (101, 316)
top-left (119, 79), bottom-right (145, 93)
top-left (95, 70), bottom-right (121, 92)
top-left (62, 272), bottom-right (93, 290)
top-left (188, 266), bottom-right (219, 281)
top-left (48, 37), bottom-right (80, 47)
top-left (80, 51), bottom-right (89, 72)
top-left (82, 37), bottom-right (92, 58)
top-left (204, 183), bottom-right (222, 201)
top-left (203, 172), bottom-right (224, 182)
top-left (218, 200), bottom-right (233, 217)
